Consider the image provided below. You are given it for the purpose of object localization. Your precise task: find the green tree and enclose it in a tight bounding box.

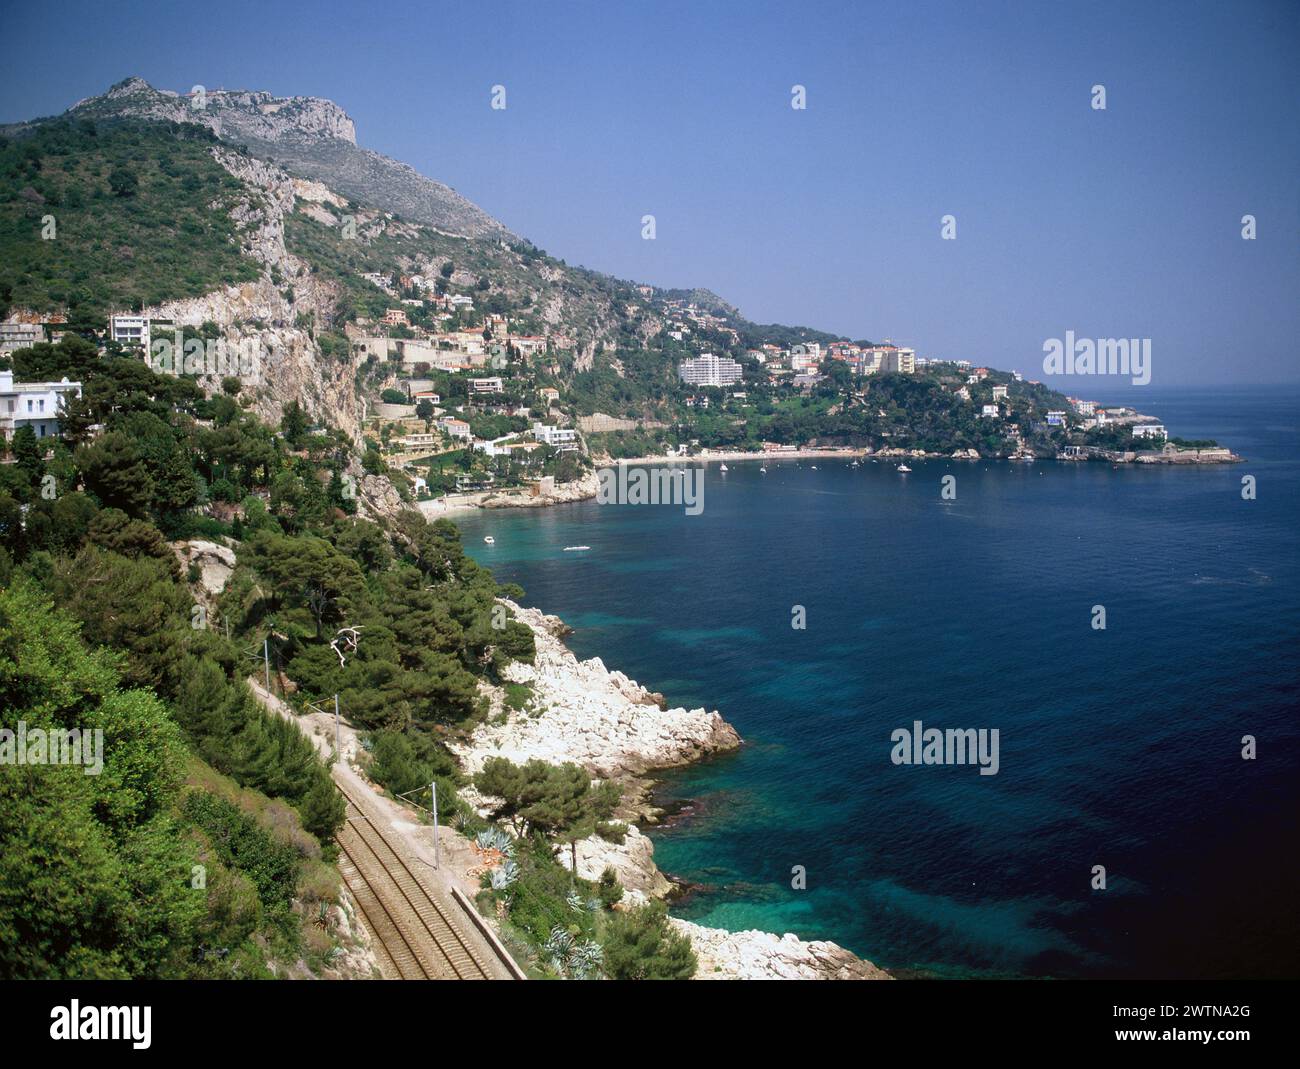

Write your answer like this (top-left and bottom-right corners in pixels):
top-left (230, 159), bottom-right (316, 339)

top-left (107, 164), bottom-right (138, 198)
top-left (0, 580), bottom-right (203, 978)
top-left (601, 901), bottom-right (697, 980)
top-left (75, 431), bottom-right (154, 516)
top-left (280, 399), bottom-right (308, 448)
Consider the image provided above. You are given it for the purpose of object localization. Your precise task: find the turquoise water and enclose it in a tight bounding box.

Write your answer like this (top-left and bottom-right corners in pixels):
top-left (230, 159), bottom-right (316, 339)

top-left (454, 386), bottom-right (1300, 978)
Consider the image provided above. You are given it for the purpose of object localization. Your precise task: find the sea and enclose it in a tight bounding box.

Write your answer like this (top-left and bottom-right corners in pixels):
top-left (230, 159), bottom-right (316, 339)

top-left (454, 384), bottom-right (1300, 978)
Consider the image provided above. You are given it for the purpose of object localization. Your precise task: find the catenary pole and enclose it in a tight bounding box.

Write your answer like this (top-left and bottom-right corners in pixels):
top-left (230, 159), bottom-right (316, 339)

top-left (431, 781), bottom-right (439, 869)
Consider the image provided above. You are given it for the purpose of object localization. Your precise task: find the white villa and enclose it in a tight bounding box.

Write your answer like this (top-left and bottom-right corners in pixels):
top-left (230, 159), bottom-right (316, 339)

top-left (0, 370), bottom-right (82, 441)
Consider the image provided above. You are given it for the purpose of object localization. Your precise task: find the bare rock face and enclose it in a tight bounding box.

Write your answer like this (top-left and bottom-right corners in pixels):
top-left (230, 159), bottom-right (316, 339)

top-left (70, 77), bottom-right (357, 144)
top-left (669, 919), bottom-right (893, 981)
top-left (140, 145), bottom-right (365, 441)
top-left (171, 539), bottom-right (237, 597)
top-left (355, 472), bottom-right (412, 526)
top-left (451, 600), bottom-right (741, 780)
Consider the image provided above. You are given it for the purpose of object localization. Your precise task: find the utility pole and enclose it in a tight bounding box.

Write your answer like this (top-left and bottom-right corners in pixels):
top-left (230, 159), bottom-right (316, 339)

top-left (431, 780), bottom-right (440, 869)
top-left (333, 693), bottom-right (340, 757)
top-left (263, 637), bottom-right (270, 692)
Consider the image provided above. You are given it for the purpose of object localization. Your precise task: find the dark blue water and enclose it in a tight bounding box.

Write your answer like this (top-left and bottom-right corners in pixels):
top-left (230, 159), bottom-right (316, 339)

top-left (455, 386), bottom-right (1300, 978)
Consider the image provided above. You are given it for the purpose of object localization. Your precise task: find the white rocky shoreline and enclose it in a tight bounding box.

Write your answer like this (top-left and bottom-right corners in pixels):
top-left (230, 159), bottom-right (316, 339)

top-left (454, 599), bottom-right (891, 980)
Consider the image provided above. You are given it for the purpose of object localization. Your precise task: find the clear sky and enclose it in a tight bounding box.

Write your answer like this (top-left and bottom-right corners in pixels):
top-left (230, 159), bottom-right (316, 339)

top-left (2, 0), bottom-right (1297, 384)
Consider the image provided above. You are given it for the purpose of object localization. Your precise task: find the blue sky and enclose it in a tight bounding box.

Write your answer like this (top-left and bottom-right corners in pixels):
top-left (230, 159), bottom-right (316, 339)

top-left (2, 0), bottom-right (1297, 384)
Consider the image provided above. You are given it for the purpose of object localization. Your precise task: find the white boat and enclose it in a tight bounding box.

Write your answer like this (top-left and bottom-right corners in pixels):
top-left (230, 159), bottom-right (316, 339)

top-left (810, 465), bottom-right (818, 470)
top-left (719, 464), bottom-right (729, 472)
top-left (563, 545), bottom-right (591, 552)
top-left (483, 536), bottom-right (495, 544)
top-left (759, 466), bottom-right (767, 473)
top-left (896, 464), bottom-right (912, 473)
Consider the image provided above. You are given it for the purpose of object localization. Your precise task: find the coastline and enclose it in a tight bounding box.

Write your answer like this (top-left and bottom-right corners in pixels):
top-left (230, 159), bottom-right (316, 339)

top-left (418, 440), bottom-right (1242, 520)
top-left (453, 599), bottom-right (891, 980)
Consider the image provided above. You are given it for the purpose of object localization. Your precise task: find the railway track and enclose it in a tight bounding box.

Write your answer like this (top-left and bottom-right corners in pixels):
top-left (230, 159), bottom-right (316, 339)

top-left (335, 783), bottom-right (499, 980)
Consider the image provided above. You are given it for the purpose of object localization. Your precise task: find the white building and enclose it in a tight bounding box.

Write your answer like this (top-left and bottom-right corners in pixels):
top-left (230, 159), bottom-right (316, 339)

top-left (532, 422), bottom-right (579, 452)
top-left (110, 315), bottom-right (150, 350)
top-left (873, 346), bottom-right (916, 374)
top-left (980, 404), bottom-right (1000, 418)
top-left (678, 352), bottom-right (744, 387)
top-left (439, 417), bottom-right (471, 440)
top-left (469, 377), bottom-right (504, 394)
top-left (0, 370), bottom-right (82, 441)
top-left (992, 385), bottom-right (1009, 400)
top-left (1132, 423), bottom-right (1167, 439)
top-left (790, 343), bottom-right (821, 372)
top-left (1046, 410), bottom-right (1067, 426)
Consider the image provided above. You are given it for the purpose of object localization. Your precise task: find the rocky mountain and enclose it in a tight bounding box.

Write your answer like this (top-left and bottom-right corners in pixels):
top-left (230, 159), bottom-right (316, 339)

top-left (53, 77), bottom-right (511, 240)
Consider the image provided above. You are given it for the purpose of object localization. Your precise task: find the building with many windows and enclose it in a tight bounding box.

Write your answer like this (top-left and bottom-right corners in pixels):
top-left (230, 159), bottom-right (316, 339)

top-left (859, 345), bottom-right (916, 375)
top-left (532, 422), bottom-right (579, 452)
top-left (678, 352), bottom-right (744, 387)
top-left (0, 320), bottom-right (46, 354)
top-left (110, 315), bottom-right (150, 350)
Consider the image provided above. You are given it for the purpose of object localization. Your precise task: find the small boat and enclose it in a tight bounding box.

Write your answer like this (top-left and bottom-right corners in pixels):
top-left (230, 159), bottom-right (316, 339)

top-left (759, 466), bottom-right (767, 474)
top-left (896, 464), bottom-right (912, 473)
top-left (563, 545), bottom-right (591, 552)
top-left (483, 536), bottom-right (495, 544)
top-left (810, 465), bottom-right (818, 470)
top-left (851, 460), bottom-right (860, 468)
top-left (719, 463), bottom-right (729, 472)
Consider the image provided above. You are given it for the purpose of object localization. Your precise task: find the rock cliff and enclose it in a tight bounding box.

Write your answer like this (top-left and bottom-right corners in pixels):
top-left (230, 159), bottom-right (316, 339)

top-left (450, 600), bottom-right (740, 780)
top-left (669, 920), bottom-right (892, 980)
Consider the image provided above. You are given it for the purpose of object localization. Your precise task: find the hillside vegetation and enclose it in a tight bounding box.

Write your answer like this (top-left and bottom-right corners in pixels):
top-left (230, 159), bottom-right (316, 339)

top-left (0, 120), bottom-right (258, 318)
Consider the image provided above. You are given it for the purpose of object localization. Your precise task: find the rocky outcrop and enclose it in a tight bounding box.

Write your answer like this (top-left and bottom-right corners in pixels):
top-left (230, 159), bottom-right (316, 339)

top-left (453, 600), bottom-right (892, 980)
top-left (480, 469), bottom-right (601, 509)
top-left (137, 144), bottom-right (366, 440)
top-left (556, 824), bottom-right (672, 903)
top-left (171, 539), bottom-right (237, 597)
top-left (669, 920), bottom-right (892, 981)
top-left (451, 600), bottom-right (740, 780)
top-left (60, 77), bottom-right (509, 240)
top-left (68, 77), bottom-right (357, 144)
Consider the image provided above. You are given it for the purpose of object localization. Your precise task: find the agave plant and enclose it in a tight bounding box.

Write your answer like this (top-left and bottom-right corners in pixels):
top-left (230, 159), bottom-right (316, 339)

top-left (568, 940), bottom-right (604, 980)
top-left (475, 827), bottom-right (515, 857)
top-left (489, 860), bottom-right (519, 891)
top-left (544, 925), bottom-right (575, 974)
top-left (565, 889), bottom-right (585, 913)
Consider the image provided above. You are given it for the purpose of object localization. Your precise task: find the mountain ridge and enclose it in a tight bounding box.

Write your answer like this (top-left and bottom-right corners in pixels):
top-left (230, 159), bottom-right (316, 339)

top-left (35, 76), bottom-right (514, 241)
